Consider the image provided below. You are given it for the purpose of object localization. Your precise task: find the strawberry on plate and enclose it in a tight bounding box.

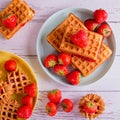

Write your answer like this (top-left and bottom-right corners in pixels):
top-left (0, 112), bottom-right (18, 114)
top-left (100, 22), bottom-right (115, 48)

top-left (2, 13), bottom-right (17, 30)
top-left (58, 53), bottom-right (71, 66)
top-left (66, 70), bottom-right (81, 85)
top-left (70, 30), bottom-right (88, 48)
top-left (24, 83), bottom-right (36, 97)
top-left (61, 98), bottom-right (73, 112)
top-left (47, 89), bottom-right (62, 104)
top-left (54, 65), bottom-right (68, 76)
top-left (17, 105), bottom-right (32, 119)
top-left (97, 23), bottom-right (112, 38)
top-left (84, 18), bottom-right (99, 31)
top-left (94, 9), bottom-right (108, 23)
top-left (83, 101), bottom-right (98, 114)
top-left (4, 59), bottom-right (17, 72)
top-left (46, 102), bottom-right (57, 116)
top-left (44, 54), bottom-right (58, 68)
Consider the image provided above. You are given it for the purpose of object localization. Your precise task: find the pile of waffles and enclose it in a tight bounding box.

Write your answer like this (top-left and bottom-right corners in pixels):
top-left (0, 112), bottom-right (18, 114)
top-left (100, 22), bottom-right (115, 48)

top-left (47, 13), bottom-right (112, 77)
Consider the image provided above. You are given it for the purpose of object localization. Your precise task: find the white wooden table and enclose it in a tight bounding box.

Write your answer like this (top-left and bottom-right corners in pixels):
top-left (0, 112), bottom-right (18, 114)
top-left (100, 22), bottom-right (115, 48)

top-left (0, 0), bottom-right (120, 120)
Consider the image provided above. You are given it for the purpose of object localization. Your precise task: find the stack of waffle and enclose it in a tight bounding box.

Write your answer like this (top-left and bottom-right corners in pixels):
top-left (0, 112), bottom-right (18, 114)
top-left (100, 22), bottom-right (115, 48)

top-left (47, 13), bottom-right (112, 76)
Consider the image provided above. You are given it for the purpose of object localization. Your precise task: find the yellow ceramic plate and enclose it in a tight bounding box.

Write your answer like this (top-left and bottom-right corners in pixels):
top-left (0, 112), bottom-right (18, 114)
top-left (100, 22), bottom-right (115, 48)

top-left (0, 50), bottom-right (38, 120)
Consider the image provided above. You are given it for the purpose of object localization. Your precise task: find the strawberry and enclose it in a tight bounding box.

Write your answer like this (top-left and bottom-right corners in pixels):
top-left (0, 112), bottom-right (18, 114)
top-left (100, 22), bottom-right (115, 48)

top-left (47, 89), bottom-right (62, 104)
top-left (96, 23), bottom-right (112, 38)
top-left (94, 9), bottom-right (108, 23)
top-left (66, 70), bottom-right (81, 85)
top-left (22, 95), bottom-right (33, 108)
top-left (2, 13), bottom-right (17, 30)
top-left (84, 19), bottom-right (99, 31)
top-left (24, 83), bottom-right (36, 97)
top-left (70, 30), bottom-right (88, 48)
top-left (44, 54), bottom-right (58, 68)
top-left (54, 65), bottom-right (68, 76)
top-left (17, 105), bottom-right (32, 119)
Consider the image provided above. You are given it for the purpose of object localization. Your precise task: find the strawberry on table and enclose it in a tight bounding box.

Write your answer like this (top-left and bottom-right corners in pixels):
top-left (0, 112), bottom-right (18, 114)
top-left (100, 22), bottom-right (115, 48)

top-left (70, 30), bottom-right (88, 48)
top-left (46, 102), bottom-right (57, 116)
top-left (2, 13), bottom-right (17, 30)
top-left (4, 59), bottom-right (17, 72)
top-left (58, 53), bottom-right (71, 66)
top-left (61, 98), bottom-right (73, 112)
top-left (24, 83), bottom-right (36, 97)
top-left (94, 9), bottom-right (108, 23)
top-left (47, 89), bottom-right (62, 104)
top-left (22, 95), bottom-right (33, 108)
top-left (54, 65), bottom-right (68, 76)
top-left (17, 105), bottom-right (32, 119)
top-left (84, 18), bottom-right (99, 31)
top-left (66, 70), bottom-right (81, 85)
top-left (44, 54), bottom-right (58, 68)
top-left (96, 23), bottom-right (112, 38)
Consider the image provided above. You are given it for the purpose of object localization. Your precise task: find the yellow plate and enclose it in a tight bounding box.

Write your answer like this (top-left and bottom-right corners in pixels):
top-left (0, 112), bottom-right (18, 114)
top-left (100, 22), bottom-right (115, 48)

top-left (0, 50), bottom-right (38, 120)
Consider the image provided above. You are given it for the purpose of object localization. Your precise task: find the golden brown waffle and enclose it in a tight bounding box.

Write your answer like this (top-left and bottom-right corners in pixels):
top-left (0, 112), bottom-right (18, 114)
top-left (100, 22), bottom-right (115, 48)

top-left (79, 94), bottom-right (105, 120)
top-left (71, 43), bottom-right (112, 76)
top-left (0, 98), bottom-right (20, 120)
top-left (60, 25), bottom-right (103, 61)
top-left (0, 0), bottom-right (35, 39)
top-left (6, 69), bottom-right (31, 94)
top-left (47, 13), bottom-right (87, 52)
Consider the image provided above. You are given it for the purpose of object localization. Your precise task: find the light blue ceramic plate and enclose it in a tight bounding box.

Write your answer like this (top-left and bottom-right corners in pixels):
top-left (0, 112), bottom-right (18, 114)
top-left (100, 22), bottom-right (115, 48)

top-left (36, 8), bottom-right (116, 87)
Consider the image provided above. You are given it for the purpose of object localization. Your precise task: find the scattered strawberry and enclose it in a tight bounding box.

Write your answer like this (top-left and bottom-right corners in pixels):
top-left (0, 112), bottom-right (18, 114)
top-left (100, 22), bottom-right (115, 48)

top-left (84, 19), bottom-right (99, 31)
top-left (66, 70), bottom-right (81, 85)
top-left (94, 9), bottom-right (108, 23)
top-left (70, 30), bottom-right (88, 48)
top-left (22, 95), bottom-right (33, 108)
top-left (44, 54), bottom-right (58, 68)
top-left (17, 105), bottom-right (32, 119)
top-left (2, 13), bottom-right (17, 30)
top-left (24, 83), bottom-right (36, 97)
top-left (96, 23), bottom-right (112, 38)
top-left (54, 65), bottom-right (68, 76)
top-left (46, 102), bottom-right (57, 116)
top-left (47, 89), bottom-right (62, 104)
top-left (4, 59), bottom-right (17, 72)
top-left (61, 98), bottom-right (73, 112)
top-left (58, 53), bottom-right (71, 66)
top-left (83, 101), bottom-right (98, 114)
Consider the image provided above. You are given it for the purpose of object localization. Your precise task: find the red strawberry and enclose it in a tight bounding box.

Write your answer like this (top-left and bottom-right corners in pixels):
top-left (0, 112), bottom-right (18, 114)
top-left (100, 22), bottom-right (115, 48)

top-left (24, 83), bottom-right (36, 97)
top-left (54, 65), bottom-right (68, 76)
top-left (66, 70), bottom-right (81, 85)
top-left (94, 9), bottom-right (108, 23)
top-left (22, 95), bottom-right (33, 108)
top-left (97, 23), bottom-right (112, 38)
top-left (2, 13), bottom-right (17, 30)
top-left (84, 19), bottom-right (99, 31)
top-left (47, 89), bottom-right (62, 104)
top-left (44, 54), bottom-right (58, 68)
top-left (17, 105), bottom-right (32, 119)
top-left (70, 30), bottom-right (88, 48)
top-left (58, 53), bottom-right (71, 66)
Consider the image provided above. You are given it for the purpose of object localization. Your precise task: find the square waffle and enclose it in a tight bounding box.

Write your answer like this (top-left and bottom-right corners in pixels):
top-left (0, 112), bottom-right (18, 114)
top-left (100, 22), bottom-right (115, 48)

top-left (47, 13), bottom-right (87, 52)
top-left (60, 25), bottom-right (103, 61)
top-left (0, 0), bottom-right (35, 39)
top-left (6, 69), bottom-right (31, 94)
top-left (71, 43), bottom-right (112, 76)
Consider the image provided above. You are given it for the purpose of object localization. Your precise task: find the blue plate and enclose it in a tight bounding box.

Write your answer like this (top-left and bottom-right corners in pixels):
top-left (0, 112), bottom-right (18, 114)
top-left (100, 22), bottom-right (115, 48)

top-left (36, 8), bottom-right (116, 87)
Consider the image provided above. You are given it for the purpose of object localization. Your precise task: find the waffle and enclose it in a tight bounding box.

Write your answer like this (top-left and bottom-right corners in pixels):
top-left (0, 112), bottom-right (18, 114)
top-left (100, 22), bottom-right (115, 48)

top-left (0, 98), bottom-right (20, 120)
top-left (60, 25), bottom-right (103, 61)
top-left (79, 94), bottom-right (105, 120)
top-left (71, 43), bottom-right (112, 76)
top-left (47, 13), bottom-right (87, 52)
top-left (6, 69), bottom-right (31, 94)
top-left (0, 0), bottom-right (35, 39)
